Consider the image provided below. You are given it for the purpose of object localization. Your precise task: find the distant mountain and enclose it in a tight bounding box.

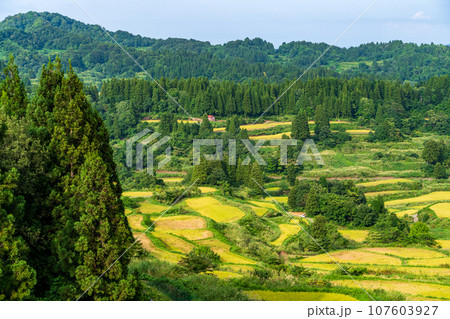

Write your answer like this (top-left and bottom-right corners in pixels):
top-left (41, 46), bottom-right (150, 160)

top-left (1, 11), bottom-right (449, 84)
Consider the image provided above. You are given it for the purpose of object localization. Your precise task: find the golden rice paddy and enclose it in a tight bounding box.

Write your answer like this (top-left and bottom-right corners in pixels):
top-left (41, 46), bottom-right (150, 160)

top-left (385, 192), bottom-right (450, 207)
top-left (162, 177), bottom-right (184, 183)
top-left (122, 191), bottom-right (153, 197)
top-left (154, 215), bottom-right (206, 230)
top-left (138, 202), bottom-right (168, 214)
top-left (272, 224), bottom-right (300, 246)
top-left (338, 230), bottom-right (369, 242)
top-left (186, 197), bottom-right (245, 222)
top-left (430, 203), bottom-right (450, 218)
top-left (363, 247), bottom-right (447, 259)
top-left (407, 257), bottom-right (450, 267)
top-left (165, 229), bottom-right (213, 241)
top-left (332, 280), bottom-right (450, 300)
top-left (198, 187), bottom-right (217, 193)
top-left (270, 196), bottom-right (288, 204)
top-left (198, 238), bottom-right (256, 264)
top-left (152, 232), bottom-right (195, 254)
top-left (356, 178), bottom-right (414, 188)
top-left (365, 191), bottom-right (405, 198)
top-left (302, 250), bottom-right (402, 265)
top-left (251, 206), bottom-right (269, 216)
top-left (249, 200), bottom-right (280, 211)
top-left (127, 215), bottom-right (145, 231)
top-left (437, 240), bottom-right (450, 249)
top-left (246, 290), bottom-right (357, 301)
top-left (133, 233), bottom-right (182, 263)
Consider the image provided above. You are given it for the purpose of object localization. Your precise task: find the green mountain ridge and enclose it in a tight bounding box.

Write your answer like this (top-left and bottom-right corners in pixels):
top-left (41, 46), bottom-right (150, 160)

top-left (1, 11), bottom-right (449, 84)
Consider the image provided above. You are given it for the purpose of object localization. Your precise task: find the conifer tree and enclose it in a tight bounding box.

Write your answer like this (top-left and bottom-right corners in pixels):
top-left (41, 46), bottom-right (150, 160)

top-left (199, 113), bottom-right (213, 136)
top-left (314, 104), bottom-right (330, 139)
top-left (292, 110), bottom-right (311, 140)
top-left (0, 55), bottom-right (28, 117)
top-left (0, 125), bottom-right (36, 300)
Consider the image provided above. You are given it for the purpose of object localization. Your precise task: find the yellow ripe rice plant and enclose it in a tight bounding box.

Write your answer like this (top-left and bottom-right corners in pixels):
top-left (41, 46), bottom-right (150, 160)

top-left (356, 178), bottom-right (414, 188)
top-left (437, 240), bottom-right (450, 249)
top-left (198, 187), bottom-right (217, 193)
top-left (430, 203), bottom-right (450, 218)
top-left (155, 215), bottom-right (206, 230)
top-left (133, 233), bottom-right (182, 263)
top-left (138, 201), bottom-right (168, 214)
top-left (302, 250), bottom-right (402, 265)
top-left (407, 257), bottom-right (450, 267)
top-left (122, 191), bottom-right (153, 197)
top-left (186, 197), bottom-right (245, 222)
top-left (152, 232), bottom-right (195, 254)
top-left (363, 247), bottom-right (447, 259)
top-left (272, 224), bottom-right (300, 246)
top-left (338, 230), bottom-right (369, 242)
top-left (332, 280), bottom-right (450, 300)
top-left (249, 200), bottom-right (280, 211)
top-left (385, 191), bottom-right (450, 206)
top-left (197, 238), bottom-right (256, 264)
top-left (247, 290), bottom-right (357, 301)
top-left (127, 215), bottom-right (145, 231)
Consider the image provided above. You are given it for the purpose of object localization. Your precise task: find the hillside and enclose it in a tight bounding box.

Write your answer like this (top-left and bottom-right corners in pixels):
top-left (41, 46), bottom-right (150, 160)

top-left (1, 11), bottom-right (449, 84)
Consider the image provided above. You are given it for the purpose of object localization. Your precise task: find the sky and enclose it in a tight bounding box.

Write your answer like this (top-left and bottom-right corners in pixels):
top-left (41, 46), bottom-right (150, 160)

top-left (0, 0), bottom-right (449, 47)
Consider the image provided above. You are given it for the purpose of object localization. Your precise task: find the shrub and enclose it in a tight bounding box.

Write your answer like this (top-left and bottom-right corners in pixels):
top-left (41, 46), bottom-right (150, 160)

top-left (179, 246), bottom-right (221, 273)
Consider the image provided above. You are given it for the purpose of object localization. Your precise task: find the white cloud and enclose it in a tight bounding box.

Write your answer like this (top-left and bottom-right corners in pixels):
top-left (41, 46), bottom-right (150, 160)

top-left (410, 11), bottom-right (431, 20)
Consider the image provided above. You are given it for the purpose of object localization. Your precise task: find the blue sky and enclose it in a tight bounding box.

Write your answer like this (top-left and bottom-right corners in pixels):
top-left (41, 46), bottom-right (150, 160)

top-left (0, 0), bottom-right (449, 47)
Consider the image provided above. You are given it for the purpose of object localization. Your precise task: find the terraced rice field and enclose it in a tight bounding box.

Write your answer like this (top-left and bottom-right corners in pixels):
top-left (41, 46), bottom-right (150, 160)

top-left (369, 266), bottom-right (450, 277)
top-left (363, 247), bottom-right (447, 259)
top-left (345, 129), bottom-right (372, 134)
top-left (152, 232), bottom-right (195, 253)
top-left (395, 208), bottom-right (422, 217)
top-left (213, 121), bottom-right (291, 132)
top-left (155, 215), bottom-right (206, 230)
top-left (332, 280), bottom-right (450, 300)
top-left (133, 233), bottom-right (182, 263)
top-left (138, 202), bottom-right (168, 214)
top-left (165, 229), bottom-right (213, 241)
top-left (407, 257), bottom-right (450, 267)
top-left (356, 178), bottom-right (414, 188)
top-left (249, 132), bottom-right (291, 140)
top-left (385, 192), bottom-right (450, 207)
top-left (365, 191), bottom-right (406, 198)
top-left (198, 238), bottom-right (256, 264)
top-left (437, 240), bottom-right (450, 249)
top-left (198, 187), bottom-right (217, 193)
top-left (186, 197), bottom-right (245, 222)
top-left (272, 224), bottom-right (300, 246)
top-left (249, 200), bottom-right (280, 211)
top-left (154, 215), bottom-right (213, 240)
top-left (162, 177), bottom-right (183, 183)
top-left (127, 215), bottom-right (145, 231)
top-left (270, 196), bottom-right (288, 204)
top-left (430, 203), bottom-right (450, 218)
top-left (122, 191), bottom-right (153, 197)
top-left (251, 206), bottom-right (269, 216)
top-left (302, 250), bottom-right (402, 265)
top-left (246, 290), bottom-right (357, 301)
top-left (338, 230), bottom-right (369, 242)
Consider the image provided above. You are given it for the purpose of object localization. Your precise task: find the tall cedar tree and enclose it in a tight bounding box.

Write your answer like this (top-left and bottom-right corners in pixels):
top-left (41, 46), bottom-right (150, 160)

top-left (47, 64), bottom-right (136, 300)
top-left (0, 126), bottom-right (36, 300)
top-left (199, 113), bottom-right (213, 136)
top-left (291, 110), bottom-right (311, 141)
top-left (314, 104), bottom-right (331, 139)
top-left (0, 55), bottom-right (28, 117)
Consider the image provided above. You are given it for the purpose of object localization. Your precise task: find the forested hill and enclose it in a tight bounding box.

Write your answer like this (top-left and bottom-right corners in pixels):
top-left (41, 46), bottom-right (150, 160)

top-left (1, 11), bottom-right (449, 84)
